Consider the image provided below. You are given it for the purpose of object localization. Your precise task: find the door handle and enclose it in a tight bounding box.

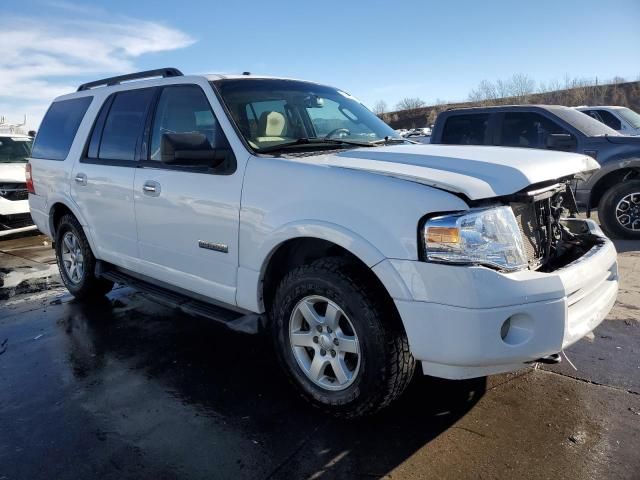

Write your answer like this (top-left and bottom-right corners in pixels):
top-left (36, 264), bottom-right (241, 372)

top-left (142, 180), bottom-right (161, 197)
top-left (74, 173), bottom-right (87, 186)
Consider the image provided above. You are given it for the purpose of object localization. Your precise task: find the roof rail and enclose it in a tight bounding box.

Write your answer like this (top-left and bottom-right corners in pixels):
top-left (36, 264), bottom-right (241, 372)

top-left (77, 68), bottom-right (184, 91)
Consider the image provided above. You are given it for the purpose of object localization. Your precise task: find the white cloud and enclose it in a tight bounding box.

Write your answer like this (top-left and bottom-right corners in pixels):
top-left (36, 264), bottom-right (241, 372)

top-left (0, 8), bottom-right (195, 128)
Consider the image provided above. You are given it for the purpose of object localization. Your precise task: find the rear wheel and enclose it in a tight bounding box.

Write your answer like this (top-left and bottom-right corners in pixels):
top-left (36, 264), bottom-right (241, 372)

top-left (598, 180), bottom-right (640, 239)
top-left (271, 257), bottom-right (415, 418)
top-left (55, 214), bottom-right (113, 299)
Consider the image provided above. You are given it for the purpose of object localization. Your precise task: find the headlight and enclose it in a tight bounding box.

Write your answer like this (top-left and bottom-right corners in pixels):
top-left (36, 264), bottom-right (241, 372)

top-left (422, 206), bottom-right (528, 271)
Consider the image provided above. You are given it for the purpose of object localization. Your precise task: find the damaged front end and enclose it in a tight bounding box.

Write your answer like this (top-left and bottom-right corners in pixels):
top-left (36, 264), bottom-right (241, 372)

top-left (508, 180), bottom-right (604, 272)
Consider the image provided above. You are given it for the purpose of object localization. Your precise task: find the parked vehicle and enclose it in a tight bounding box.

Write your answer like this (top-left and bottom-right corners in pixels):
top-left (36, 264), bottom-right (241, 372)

top-left (0, 132), bottom-right (37, 236)
top-left (395, 128), bottom-right (410, 137)
top-left (28, 69), bottom-right (618, 416)
top-left (431, 105), bottom-right (640, 238)
top-left (575, 106), bottom-right (640, 136)
top-left (407, 127), bottom-right (431, 137)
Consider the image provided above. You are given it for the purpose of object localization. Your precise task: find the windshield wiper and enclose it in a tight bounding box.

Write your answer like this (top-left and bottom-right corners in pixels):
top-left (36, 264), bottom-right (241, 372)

top-left (256, 137), bottom-right (376, 154)
top-left (370, 136), bottom-right (411, 146)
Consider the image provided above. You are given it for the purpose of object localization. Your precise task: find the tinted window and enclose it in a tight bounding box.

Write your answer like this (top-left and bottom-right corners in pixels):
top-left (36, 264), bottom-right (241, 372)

top-left (442, 114), bottom-right (489, 145)
top-left (150, 85), bottom-right (225, 162)
top-left (31, 97), bottom-right (92, 160)
top-left (500, 112), bottom-right (570, 148)
top-left (99, 89), bottom-right (154, 161)
top-left (596, 110), bottom-right (622, 130)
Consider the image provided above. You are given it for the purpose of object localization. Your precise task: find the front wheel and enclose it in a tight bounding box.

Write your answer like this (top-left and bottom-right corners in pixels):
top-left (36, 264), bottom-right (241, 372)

top-left (271, 257), bottom-right (415, 418)
top-left (598, 180), bottom-right (640, 239)
top-left (55, 214), bottom-right (113, 299)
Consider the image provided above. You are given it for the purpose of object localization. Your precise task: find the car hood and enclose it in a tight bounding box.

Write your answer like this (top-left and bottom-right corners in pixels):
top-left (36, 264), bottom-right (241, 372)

top-left (304, 144), bottom-right (600, 200)
top-left (0, 163), bottom-right (27, 183)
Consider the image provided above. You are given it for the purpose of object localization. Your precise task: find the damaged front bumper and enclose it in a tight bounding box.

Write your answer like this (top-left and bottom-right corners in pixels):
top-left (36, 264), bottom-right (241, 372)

top-left (377, 219), bottom-right (618, 379)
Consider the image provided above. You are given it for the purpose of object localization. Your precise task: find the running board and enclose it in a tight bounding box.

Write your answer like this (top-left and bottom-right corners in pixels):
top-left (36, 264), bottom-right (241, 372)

top-left (97, 263), bottom-right (264, 334)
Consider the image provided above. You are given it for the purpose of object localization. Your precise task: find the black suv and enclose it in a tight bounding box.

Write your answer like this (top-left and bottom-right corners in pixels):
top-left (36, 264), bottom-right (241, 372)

top-left (431, 105), bottom-right (640, 239)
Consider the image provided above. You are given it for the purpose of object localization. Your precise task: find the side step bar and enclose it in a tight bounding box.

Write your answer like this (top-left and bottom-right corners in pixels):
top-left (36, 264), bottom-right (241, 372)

top-left (97, 263), bottom-right (264, 334)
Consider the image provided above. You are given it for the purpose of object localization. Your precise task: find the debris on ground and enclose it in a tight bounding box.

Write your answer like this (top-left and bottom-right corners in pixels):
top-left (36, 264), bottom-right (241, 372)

top-left (568, 431), bottom-right (587, 445)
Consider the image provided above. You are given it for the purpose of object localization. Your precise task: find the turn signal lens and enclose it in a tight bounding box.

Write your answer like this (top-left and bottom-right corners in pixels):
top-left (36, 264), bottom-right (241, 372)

top-left (426, 227), bottom-right (460, 244)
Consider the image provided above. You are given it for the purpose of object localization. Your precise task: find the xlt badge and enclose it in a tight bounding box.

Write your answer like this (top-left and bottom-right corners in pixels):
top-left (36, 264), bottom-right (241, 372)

top-left (198, 240), bottom-right (228, 253)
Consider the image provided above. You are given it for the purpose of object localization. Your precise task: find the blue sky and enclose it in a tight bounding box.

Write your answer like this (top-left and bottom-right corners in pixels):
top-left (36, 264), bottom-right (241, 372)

top-left (2, 0), bottom-right (639, 128)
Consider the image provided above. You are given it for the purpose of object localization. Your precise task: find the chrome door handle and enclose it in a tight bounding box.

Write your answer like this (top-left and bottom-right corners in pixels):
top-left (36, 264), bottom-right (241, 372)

top-left (74, 173), bottom-right (87, 186)
top-left (142, 180), bottom-right (161, 197)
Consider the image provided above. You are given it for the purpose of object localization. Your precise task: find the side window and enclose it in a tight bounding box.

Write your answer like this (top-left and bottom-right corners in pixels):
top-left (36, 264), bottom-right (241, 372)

top-left (442, 114), bottom-right (489, 145)
top-left (96, 89), bottom-right (155, 161)
top-left (582, 109), bottom-right (601, 122)
top-left (500, 112), bottom-right (570, 148)
top-left (150, 85), bottom-right (225, 161)
top-left (31, 97), bottom-right (92, 160)
top-left (596, 110), bottom-right (622, 130)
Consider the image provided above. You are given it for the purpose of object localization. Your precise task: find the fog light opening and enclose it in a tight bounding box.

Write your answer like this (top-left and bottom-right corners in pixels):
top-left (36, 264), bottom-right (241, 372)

top-left (500, 314), bottom-right (533, 346)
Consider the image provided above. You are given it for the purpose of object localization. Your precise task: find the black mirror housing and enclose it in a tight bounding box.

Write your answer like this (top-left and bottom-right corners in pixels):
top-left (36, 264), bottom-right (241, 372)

top-left (546, 133), bottom-right (576, 152)
top-left (161, 133), bottom-right (224, 167)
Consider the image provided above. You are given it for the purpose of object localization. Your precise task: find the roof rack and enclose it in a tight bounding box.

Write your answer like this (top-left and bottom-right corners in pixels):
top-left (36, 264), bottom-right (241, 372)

top-left (77, 68), bottom-right (184, 91)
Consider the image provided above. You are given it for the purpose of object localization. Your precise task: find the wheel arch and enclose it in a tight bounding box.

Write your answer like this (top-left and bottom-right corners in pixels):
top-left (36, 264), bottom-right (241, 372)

top-left (48, 201), bottom-right (98, 255)
top-left (589, 163), bottom-right (640, 209)
top-left (248, 232), bottom-right (409, 319)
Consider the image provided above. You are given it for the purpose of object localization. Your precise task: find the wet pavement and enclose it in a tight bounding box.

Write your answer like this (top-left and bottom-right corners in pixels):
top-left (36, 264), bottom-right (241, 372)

top-left (1, 233), bottom-right (639, 479)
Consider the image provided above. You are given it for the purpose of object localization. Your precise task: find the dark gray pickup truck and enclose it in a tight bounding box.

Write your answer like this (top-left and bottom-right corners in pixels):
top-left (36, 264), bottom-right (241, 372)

top-left (430, 105), bottom-right (640, 239)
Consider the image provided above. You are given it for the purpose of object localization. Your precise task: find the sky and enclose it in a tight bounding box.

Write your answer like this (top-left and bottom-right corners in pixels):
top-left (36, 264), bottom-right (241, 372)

top-left (2, 0), bottom-right (639, 129)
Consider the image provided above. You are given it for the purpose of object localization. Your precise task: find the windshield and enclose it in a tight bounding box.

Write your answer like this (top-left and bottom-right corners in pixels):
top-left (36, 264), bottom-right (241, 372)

top-left (212, 79), bottom-right (400, 152)
top-left (554, 107), bottom-right (620, 137)
top-left (617, 107), bottom-right (640, 129)
top-left (0, 136), bottom-right (32, 163)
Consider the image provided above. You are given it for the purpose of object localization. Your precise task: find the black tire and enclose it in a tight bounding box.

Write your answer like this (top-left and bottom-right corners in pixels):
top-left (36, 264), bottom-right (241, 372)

top-left (598, 180), bottom-right (640, 240)
top-left (55, 214), bottom-right (113, 299)
top-left (271, 257), bottom-right (415, 418)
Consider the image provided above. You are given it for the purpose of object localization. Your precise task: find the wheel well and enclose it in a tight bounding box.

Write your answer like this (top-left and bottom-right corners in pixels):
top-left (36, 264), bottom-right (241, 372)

top-left (261, 238), bottom-right (394, 316)
top-left (49, 203), bottom-right (74, 237)
top-left (590, 168), bottom-right (639, 208)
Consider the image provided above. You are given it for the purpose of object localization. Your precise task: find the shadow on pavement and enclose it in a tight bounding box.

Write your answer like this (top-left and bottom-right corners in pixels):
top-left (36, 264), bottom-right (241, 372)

top-left (56, 295), bottom-right (486, 479)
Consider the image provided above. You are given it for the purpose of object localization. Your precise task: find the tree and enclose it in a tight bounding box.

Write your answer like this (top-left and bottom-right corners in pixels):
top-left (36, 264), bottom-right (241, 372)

top-left (395, 97), bottom-right (426, 111)
top-left (372, 100), bottom-right (388, 115)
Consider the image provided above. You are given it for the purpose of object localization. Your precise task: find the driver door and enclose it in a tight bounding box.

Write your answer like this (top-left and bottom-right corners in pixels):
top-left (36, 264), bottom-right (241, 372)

top-left (133, 84), bottom-right (242, 305)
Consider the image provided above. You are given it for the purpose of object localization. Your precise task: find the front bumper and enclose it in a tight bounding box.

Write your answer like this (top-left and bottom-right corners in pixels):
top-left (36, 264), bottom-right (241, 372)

top-left (379, 219), bottom-right (618, 379)
top-left (0, 198), bottom-right (36, 237)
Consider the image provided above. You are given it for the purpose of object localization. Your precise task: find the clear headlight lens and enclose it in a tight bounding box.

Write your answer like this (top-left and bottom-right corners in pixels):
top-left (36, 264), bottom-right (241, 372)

top-left (423, 206), bottom-right (528, 271)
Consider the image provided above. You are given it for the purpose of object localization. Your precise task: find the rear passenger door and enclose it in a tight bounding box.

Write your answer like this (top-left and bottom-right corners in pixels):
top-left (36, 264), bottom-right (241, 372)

top-left (71, 87), bottom-right (155, 267)
top-left (133, 84), bottom-right (242, 305)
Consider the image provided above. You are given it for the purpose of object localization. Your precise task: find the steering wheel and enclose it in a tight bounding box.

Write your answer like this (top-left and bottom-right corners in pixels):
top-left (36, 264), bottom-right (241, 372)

top-left (324, 128), bottom-right (351, 139)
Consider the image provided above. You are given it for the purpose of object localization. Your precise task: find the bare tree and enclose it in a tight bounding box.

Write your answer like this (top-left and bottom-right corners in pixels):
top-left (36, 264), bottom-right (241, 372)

top-left (372, 100), bottom-right (388, 115)
top-left (395, 97), bottom-right (426, 111)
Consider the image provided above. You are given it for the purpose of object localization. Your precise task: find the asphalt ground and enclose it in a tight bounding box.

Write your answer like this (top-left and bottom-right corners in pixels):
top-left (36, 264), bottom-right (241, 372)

top-left (0, 232), bottom-right (638, 479)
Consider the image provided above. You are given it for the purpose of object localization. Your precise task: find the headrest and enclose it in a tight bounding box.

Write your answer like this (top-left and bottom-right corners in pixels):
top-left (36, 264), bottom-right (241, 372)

top-left (258, 111), bottom-right (286, 137)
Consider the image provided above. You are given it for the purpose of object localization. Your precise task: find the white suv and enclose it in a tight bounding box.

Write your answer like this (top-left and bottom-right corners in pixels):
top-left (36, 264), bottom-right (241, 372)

top-left (0, 132), bottom-right (37, 236)
top-left (28, 68), bottom-right (619, 417)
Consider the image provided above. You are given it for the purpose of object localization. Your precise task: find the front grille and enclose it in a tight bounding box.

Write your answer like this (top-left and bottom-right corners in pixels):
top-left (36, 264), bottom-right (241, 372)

top-left (0, 183), bottom-right (28, 201)
top-left (511, 201), bottom-right (545, 269)
top-left (0, 213), bottom-right (33, 230)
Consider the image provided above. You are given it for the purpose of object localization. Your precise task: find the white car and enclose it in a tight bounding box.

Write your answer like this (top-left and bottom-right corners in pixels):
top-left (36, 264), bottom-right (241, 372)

top-left (28, 69), bottom-right (618, 417)
top-left (0, 133), bottom-right (37, 236)
top-left (575, 106), bottom-right (640, 136)
top-left (408, 127), bottom-right (431, 137)
top-left (395, 128), bottom-right (410, 137)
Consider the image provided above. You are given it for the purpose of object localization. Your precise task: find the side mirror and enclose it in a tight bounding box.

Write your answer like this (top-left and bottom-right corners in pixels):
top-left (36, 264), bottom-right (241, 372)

top-left (546, 133), bottom-right (576, 152)
top-left (161, 133), bottom-right (224, 167)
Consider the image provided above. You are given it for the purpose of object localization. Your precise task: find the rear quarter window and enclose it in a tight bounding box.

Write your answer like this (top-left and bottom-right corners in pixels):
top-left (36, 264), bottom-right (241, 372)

top-left (31, 96), bottom-right (93, 160)
top-left (442, 114), bottom-right (489, 145)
